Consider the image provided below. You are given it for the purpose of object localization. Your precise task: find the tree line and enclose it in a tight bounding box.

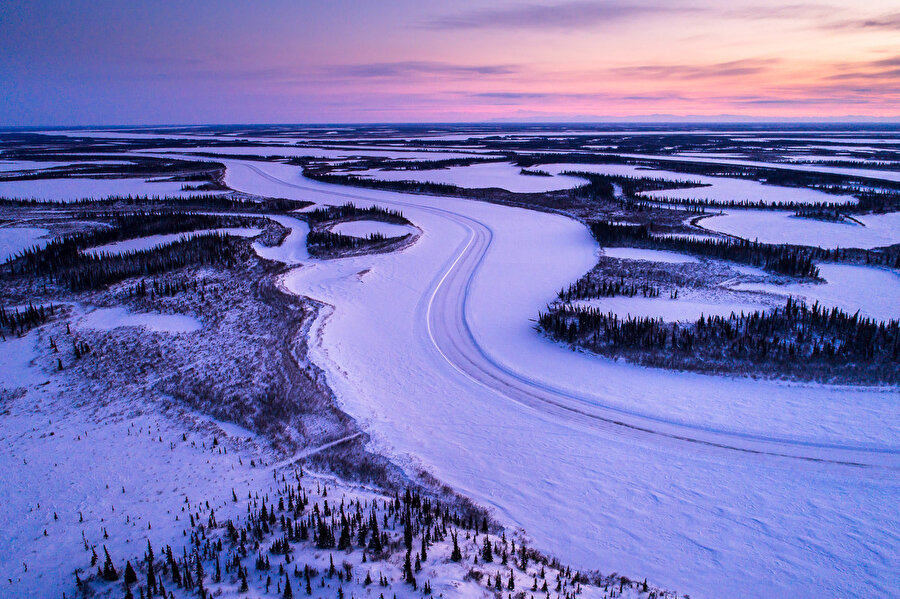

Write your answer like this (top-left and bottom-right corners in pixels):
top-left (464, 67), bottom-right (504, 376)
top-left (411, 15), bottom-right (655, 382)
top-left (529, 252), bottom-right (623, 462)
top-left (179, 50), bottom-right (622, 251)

top-left (539, 297), bottom-right (899, 381)
top-left (589, 220), bottom-right (820, 278)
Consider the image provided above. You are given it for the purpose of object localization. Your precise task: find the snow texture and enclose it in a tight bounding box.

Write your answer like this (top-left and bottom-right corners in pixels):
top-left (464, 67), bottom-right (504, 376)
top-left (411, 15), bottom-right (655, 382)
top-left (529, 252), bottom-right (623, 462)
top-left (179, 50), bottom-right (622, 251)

top-left (0, 226), bottom-right (50, 261)
top-left (329, 220), bottom-right (415, 238)
top-left (538, 162), bottom-right (857, 205)
top-left (83, 227), bottom-right (262, 256)
top-left (356, 162), bottom-right (586, 193)
top-left (698, 209), bottom-right (900, 249)
top-left (78, 306), bottom-right (202, 333)
top-left (0, 177), bottom-right (216, 201)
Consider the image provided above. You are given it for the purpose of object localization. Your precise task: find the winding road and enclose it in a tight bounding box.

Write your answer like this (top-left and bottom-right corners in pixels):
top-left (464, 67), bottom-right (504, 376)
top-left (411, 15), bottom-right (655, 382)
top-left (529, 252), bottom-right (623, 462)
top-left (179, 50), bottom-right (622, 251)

top-left (231, 161), bottom-right (898, 467)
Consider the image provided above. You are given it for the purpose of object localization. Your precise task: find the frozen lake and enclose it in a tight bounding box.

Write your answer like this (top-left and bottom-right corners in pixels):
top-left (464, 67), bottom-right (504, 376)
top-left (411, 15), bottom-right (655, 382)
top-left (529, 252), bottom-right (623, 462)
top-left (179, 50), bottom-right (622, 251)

top-left (0, 176), bottom-right (217, 201)
top-left (356, 162), bottom-right (587, 193)
top-left (698, 209), bottom-right (900, 249)
top-left (330, 220), bottom-right (415, 238)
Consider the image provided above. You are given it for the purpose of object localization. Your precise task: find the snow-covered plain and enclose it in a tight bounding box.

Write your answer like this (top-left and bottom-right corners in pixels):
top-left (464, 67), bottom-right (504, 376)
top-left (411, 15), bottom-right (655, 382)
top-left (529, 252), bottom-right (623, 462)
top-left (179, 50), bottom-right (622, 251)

top-left (78, 306), bottom-right (202, 333)
top-left (4, 135), bottom-right (897, 598)
top-left (355, 162), bottom-right (587, 193)
top-left (606, 152), bottom-right (900, 183)
top-left (601, 247), bottom-right (699, 264)
top-left (0, 160), bottom-right (69, 172)
top-left (538, 162), bottom-right (857, 205)
top-left (221, 159), bottom-right (900, 599)
top-left (568, 295), bottom-right (768, 321)
top-left (0, 177), bottom-right (215, 201)
top-left (0, 326), bottom-right (281, 598)
top-left (83, 227), bottom-right (262, 256)
top-left (140, 145), bottom-right (487, 161)
top-left (0, 226), bottom-right (50, 261)
top-left (729, 263), bottom-right (900, 322)
top-left (698, 209), bottom-right (900, 249)
top-left (330, 220), bottom-right (415, 238)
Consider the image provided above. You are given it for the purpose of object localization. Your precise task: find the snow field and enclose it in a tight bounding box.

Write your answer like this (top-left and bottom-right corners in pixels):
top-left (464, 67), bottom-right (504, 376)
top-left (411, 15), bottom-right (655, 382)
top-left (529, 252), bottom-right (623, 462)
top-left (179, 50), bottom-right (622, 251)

top-left (600, 247), bottom-right (698, 264)
top-left (355, 162), bottom-right (587, 193)
top-left (729, 263), bottom-right (900, 322)
top-left (697, 209), bottom-right (900, 249)
top-left (0, 177), bottom-right (218, 202)
top-left (537, 162), bottom-right (857, 205)
top-left (0, 226), bottom-right (50, 261)
top-left (83, 227), bottom-right (262, 256)
top-left (329, 221), bottom-right (415, 238)
top-left (78, 306), bottom-right (202, 333)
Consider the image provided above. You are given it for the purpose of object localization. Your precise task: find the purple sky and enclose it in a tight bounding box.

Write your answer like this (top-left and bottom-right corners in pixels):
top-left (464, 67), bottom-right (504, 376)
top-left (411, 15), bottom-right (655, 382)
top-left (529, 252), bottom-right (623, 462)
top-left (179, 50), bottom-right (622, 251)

top-left (2, 0), bottom-right (899, 125)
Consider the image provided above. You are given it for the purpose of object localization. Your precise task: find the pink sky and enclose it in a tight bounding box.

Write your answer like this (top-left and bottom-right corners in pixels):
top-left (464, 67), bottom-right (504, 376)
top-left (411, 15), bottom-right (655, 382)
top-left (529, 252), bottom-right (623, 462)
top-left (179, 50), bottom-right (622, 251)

top-left (1, 0), bottom-right (898, 124)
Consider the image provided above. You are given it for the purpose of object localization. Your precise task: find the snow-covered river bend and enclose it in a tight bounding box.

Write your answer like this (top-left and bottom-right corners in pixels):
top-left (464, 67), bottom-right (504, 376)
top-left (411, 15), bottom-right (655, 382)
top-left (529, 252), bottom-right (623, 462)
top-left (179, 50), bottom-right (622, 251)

top-left (222, 159), bottom-right (898, 598)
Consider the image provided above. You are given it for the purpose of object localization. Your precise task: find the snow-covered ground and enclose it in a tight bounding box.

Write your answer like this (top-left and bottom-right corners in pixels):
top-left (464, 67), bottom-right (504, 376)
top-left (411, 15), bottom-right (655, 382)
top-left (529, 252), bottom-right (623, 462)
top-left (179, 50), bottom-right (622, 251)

top-left (698, 209), bottom-right (900, 249)
top-left (783, 154), bottom-right (898, 165)
top-left (4, 137), bottom-right (897, 598)
top-left (0, 327), bottom-right (277, 598)
top-left (0, 160), bottom-right (69, 172)
top-left (601, 247), bottom-right (698, 263)
top-left (221, 159), bottom-right (900, 599)
top-left (83, 227), bottom-right (262, 256)
top-left (568, 295), bottom-right (768, 321)
top-left (0, 177), bottom-right (216, 201)
top-left (78, 306), bottom-right (202, 333)
top-left (140, 145), bottom-right (486, 161)
top-left (538, 163), bottom-right (856, 205)
top-left (729, 263), bottom-right (900, 322)
top-left (330, 220), bottom-right (415, 238)
top-left (355, 162), bottom-right (586, 193)
top-left (606, 152), bottom-right (900, 183)
top-left (0, 226), bottom-right (50, 261)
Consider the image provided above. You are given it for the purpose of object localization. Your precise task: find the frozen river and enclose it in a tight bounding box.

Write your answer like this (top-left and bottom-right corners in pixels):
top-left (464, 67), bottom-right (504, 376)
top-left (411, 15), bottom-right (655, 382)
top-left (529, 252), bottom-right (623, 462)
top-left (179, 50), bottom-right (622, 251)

top-left (218, 159), bottom-right (900, 599)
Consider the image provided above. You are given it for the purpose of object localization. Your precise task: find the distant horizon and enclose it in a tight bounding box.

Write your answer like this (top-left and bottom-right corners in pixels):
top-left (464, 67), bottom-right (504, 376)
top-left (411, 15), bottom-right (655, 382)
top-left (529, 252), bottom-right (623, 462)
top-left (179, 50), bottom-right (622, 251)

top-left (5, 116), bottom-right (900, 131)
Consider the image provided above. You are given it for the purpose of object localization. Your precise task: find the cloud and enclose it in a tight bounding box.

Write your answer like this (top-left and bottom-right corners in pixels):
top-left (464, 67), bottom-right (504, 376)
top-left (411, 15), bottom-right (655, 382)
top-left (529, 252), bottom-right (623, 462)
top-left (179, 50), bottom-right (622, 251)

top-left (726, 3), bottom-right (836, 21)
top-left (609, 58), bottom-right (779, 80)
top-left (466, 91), bottom-right (690, 104)
top-left (426, 1), bottom-right (698, 30)
top-left (825, 11), bottom-right (900, 31)
top-left (823, 55), bottom-right (900, 82)
top-left (326, 61), bottom-right (520, 78)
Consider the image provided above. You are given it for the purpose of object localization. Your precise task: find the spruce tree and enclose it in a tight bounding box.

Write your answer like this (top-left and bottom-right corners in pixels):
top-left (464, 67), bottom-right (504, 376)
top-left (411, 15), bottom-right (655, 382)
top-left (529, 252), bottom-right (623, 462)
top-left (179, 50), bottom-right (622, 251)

top-left (450, 533), bottom-right (461, 562)
top-left (482, 536), bottom-right (493, 563)
top-left (124, 561), bottom-right (138, 585)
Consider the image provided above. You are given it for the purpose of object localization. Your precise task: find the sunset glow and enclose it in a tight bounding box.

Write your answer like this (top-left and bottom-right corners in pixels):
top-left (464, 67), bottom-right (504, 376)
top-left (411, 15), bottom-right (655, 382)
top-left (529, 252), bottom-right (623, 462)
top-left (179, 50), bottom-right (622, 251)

top-left (2, 1), bottom-right (899, 124)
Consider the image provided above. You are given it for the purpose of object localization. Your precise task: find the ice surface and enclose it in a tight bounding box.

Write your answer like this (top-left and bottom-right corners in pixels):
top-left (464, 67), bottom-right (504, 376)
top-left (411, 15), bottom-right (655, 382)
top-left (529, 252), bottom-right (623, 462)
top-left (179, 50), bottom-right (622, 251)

top-left (729, 263), bottom-right (900, 321)
top-left (601, 247), bottom-right (699, 263)
top-left (0, 177), bottom-right (216, 201)
top-left (140, 145), bottom-right (486, 161)
top-left (698, 209), bottom-right (900, 249)
top-left (356, 162), bottom-right (586, 193)
top-left (329, 220), bottom-right (415, 238)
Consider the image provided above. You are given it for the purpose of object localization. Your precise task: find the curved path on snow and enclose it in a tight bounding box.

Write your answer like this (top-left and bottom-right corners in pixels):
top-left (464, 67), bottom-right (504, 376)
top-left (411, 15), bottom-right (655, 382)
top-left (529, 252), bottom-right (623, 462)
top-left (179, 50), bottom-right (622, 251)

top-left (234, 162), bottom-right (898, 467)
